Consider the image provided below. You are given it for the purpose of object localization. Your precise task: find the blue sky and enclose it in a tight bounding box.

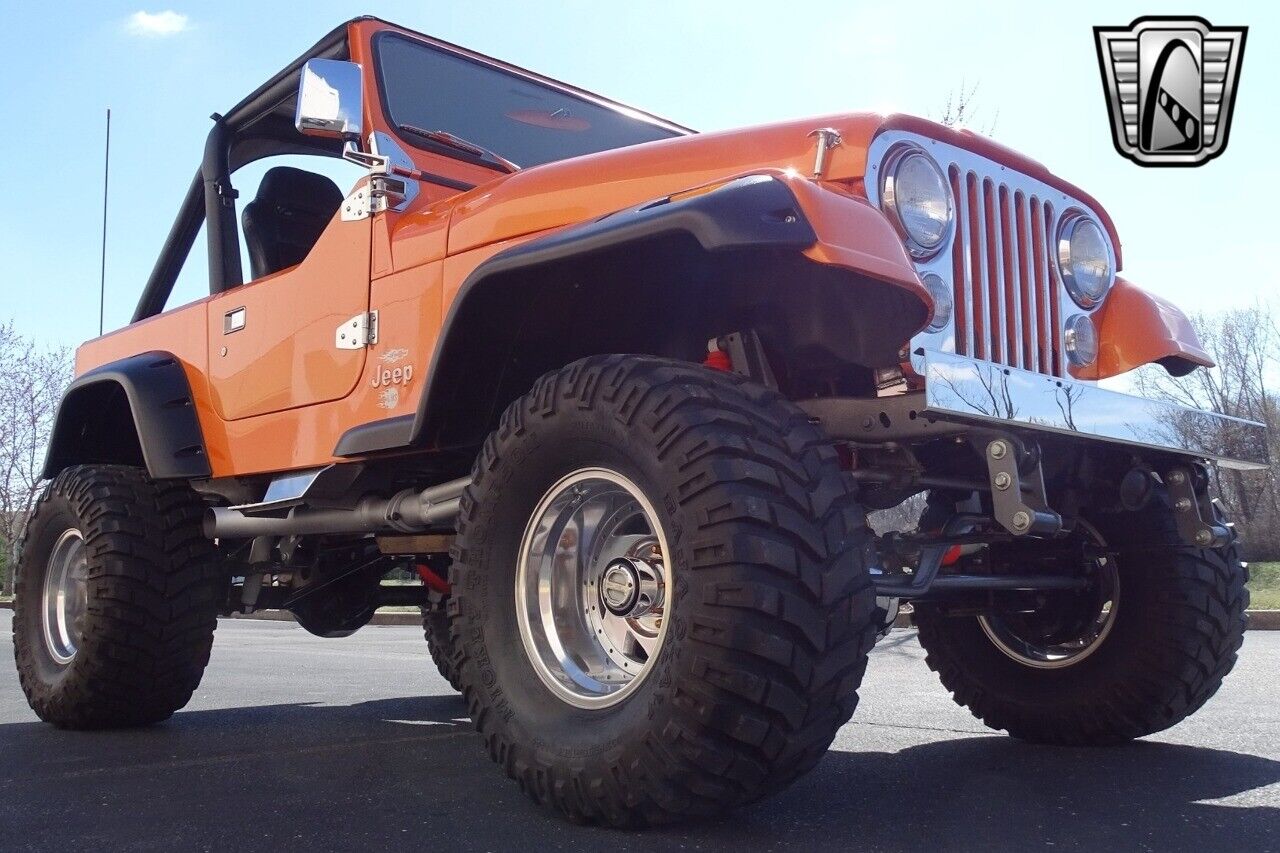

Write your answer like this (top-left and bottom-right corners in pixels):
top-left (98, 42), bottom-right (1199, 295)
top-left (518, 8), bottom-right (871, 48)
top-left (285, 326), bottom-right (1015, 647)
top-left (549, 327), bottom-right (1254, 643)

top-left (1, 1), bottom-right (1274, 350)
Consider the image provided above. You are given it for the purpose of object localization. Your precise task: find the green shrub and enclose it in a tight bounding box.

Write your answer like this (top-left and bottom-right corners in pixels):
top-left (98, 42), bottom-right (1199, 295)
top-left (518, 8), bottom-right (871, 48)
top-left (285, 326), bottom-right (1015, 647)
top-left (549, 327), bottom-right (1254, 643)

top-left (1250, 562), bottom-right (1280, 610)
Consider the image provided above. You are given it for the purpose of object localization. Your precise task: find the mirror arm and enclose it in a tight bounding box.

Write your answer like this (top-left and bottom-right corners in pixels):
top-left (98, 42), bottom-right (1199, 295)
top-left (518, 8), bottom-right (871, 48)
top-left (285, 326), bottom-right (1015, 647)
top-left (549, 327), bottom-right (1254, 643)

top-left (342, 139), bottom-right (388, 172)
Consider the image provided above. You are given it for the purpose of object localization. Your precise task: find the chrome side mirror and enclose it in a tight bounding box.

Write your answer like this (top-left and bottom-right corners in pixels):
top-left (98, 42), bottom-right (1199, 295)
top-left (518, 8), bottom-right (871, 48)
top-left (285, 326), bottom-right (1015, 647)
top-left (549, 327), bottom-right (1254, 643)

top-left (295, 59), bottom-right (364, 139)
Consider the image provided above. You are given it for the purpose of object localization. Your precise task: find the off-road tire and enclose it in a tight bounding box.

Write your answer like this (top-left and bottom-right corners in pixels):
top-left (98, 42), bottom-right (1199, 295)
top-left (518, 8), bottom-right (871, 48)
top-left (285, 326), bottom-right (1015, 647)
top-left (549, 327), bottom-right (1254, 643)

top-left (450, 355), bottom-right (877, 826)
top-left (423, 606), bottom-right (461, 690)
top-left (13, 465), bottom-right (223, 729)
top-left (914, 502), bottom-right (1249, 745)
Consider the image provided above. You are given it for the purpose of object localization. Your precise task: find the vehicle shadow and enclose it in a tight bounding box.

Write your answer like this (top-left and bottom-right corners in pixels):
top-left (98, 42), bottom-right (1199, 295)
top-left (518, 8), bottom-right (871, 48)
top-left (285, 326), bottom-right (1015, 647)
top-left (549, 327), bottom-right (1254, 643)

top-left (734, 735), bottom-right (1280, 853)
top-left (0, 694), bottom-right (1276, 852)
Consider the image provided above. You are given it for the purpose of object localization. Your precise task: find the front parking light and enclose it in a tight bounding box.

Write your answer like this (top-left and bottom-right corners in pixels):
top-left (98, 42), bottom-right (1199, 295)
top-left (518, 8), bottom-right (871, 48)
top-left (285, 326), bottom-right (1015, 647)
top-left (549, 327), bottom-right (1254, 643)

top-left (1064, 313), bottom-right (1099, 367)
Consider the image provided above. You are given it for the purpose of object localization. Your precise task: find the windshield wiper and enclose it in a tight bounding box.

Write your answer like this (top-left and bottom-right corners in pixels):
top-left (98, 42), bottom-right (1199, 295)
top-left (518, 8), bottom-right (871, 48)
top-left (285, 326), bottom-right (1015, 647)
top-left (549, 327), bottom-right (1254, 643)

top-left (397, 124), bottom-right (520, 174)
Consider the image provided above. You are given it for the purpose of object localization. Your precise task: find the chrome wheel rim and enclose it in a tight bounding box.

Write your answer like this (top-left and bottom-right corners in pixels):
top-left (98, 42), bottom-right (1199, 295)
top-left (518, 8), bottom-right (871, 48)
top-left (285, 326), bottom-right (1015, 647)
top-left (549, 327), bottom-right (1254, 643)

top-left (41, 529), bottom-right (88, 666)
top-left (515, 467), bottom-right (671, 709)
top-left (978, 525), bottom-right (1118, 670)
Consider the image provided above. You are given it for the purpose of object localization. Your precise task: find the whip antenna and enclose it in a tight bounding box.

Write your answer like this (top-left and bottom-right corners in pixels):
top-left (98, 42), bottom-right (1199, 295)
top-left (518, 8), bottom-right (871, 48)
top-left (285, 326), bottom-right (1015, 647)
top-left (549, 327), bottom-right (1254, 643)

top-left (98, 107), bottom-right (111, 336)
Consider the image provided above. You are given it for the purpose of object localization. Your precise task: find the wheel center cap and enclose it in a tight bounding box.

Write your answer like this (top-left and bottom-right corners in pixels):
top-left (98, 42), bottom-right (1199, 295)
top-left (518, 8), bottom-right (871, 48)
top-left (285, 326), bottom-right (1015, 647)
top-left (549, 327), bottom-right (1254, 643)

top-left (600, 559), bottom-right (640, 615)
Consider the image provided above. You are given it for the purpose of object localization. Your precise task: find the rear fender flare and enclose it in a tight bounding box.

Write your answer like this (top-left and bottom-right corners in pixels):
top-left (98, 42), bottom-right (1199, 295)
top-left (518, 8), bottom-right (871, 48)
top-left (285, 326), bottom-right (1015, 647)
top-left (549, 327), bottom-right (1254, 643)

top-left (43, 352), bottom-right (210, 480)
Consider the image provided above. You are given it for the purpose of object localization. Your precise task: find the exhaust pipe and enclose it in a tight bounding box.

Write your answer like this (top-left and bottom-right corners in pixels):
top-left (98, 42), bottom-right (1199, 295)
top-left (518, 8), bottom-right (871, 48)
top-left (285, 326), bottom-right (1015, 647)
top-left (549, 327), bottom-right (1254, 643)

top-left (205, 476), bottom-right (470, 539)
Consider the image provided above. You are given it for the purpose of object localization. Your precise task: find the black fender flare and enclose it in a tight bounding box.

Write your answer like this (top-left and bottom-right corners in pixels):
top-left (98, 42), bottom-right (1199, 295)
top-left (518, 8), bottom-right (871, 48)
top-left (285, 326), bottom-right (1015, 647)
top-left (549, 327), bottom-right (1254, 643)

top-left (335, 174), bottom-right (819, 457)
top-left (43, 351), bottom-right (210, 480)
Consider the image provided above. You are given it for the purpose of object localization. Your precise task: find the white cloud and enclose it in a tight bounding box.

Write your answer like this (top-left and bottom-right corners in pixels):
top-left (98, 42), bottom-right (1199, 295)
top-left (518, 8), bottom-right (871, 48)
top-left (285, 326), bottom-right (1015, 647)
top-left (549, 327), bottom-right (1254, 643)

top-left (126, 10), bottom-right (190, 37)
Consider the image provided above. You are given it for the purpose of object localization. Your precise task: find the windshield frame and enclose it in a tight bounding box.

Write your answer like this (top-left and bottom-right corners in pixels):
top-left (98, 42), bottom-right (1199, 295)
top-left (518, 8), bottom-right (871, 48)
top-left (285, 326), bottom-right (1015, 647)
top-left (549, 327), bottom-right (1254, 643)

top-left (370, 30), bottom-right (693, 171)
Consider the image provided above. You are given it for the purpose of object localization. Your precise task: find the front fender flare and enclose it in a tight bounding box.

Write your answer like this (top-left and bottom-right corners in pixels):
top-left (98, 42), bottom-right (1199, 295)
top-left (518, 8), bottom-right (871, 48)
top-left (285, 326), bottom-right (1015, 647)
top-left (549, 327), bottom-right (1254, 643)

top-left (335, 172), bottom-right (930, 457)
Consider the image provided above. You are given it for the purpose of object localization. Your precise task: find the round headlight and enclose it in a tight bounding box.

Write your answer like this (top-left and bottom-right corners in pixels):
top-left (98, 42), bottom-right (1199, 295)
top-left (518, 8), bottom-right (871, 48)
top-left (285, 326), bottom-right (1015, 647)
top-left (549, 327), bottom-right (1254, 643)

top-left (1064, 313), bottom-right (1099, 367)
top-left (922, 273), bottom-right (953, 332)
top-left (1057, 214), bottom-right (1113, 308)
top-left (882, 148), bottom-right (954, 257)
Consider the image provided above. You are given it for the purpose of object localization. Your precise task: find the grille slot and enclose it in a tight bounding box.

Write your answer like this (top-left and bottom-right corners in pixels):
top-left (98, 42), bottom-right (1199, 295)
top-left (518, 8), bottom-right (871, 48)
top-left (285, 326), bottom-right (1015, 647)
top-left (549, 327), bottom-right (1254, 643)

top-left (949, 165), bottom-right (1065, 377)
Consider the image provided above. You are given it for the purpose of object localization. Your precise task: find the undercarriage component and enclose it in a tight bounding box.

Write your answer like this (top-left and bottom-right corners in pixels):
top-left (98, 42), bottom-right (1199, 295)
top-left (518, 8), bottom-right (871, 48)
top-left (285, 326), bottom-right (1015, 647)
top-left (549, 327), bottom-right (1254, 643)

top-left (205, 476), bottom-right (470, 539)
top-left (923, 575), bottom-right (1086, 592)
top-left (872, 546), bottom-right (1086, 598)
top-left (873, 595), bottom-right (900, 639)
top-left (797, 393), bottom-right (964, 443)
top-left (282, 545), bottom-right (388, 638)
top-left (235, 573), bottom-right (431, 628)
top-left (1164, 464), bottom-right (1232, 548)
top-left (981, 436), bottom-right (1061, 537)
top-left (376, 533), bottom-right (455, 555)
top-left (705, 329), bottom-right (779, 389)
top-left (415, 561), bottom-right (451, 593)
top-left (872, 503), bottom-right (1081, 600)
top-left (376, 584), bottom-right (430, 607)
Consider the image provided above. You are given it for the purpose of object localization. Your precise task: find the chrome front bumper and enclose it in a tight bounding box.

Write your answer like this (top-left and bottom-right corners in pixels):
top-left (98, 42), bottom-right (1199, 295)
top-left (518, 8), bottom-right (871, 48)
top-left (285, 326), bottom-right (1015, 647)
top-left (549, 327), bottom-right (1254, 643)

top-left (915, 349), bottom-right (1267, 470)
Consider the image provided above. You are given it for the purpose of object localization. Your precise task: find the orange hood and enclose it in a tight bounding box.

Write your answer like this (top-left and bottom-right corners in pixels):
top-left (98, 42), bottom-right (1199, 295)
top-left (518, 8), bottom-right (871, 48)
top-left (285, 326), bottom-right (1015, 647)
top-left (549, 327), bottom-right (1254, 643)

top-left (426, 112), bottom-right (1121, 267)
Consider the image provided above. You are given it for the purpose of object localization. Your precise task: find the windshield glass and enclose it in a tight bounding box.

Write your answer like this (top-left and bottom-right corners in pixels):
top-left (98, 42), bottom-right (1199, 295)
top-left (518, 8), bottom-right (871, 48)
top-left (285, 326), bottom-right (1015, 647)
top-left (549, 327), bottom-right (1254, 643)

top-left (376, 34), bottom-right (685, 168)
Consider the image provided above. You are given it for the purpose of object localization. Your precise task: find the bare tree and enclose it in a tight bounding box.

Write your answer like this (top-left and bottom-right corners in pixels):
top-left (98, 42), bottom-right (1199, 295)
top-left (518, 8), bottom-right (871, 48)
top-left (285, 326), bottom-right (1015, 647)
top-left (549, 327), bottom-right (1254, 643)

top-left (1133, 303), bottom-right (1280, 558)
top-left (0, 321), bottom-right (73, 594)
top-left (936, 80), bottom-right (999, 134)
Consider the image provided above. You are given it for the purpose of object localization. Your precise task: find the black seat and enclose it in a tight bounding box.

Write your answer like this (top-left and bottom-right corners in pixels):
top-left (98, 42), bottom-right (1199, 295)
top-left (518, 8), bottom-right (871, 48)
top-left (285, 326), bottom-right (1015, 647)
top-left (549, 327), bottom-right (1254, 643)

top-left (241, 166), bottom-right (344, 280)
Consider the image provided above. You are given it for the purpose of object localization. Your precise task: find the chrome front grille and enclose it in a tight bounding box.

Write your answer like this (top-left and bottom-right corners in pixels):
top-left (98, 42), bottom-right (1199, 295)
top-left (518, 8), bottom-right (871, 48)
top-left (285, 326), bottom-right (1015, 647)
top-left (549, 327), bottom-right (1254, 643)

top-left (865, 131), bottom-right (1110, 381)
top-left (949, 168), bottom-right (1064, 377)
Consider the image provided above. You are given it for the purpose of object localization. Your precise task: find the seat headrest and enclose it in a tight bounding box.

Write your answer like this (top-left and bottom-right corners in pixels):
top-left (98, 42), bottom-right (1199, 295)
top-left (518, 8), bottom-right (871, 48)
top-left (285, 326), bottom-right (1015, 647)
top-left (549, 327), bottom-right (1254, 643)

top-left (253, 166), bottom-right (344, 216)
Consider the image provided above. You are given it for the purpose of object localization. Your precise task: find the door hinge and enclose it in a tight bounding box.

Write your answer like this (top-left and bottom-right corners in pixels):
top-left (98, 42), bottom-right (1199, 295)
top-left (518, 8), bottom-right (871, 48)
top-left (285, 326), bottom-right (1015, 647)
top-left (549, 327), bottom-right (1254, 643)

top-left (340, 175), bottom-right (412, 222)
top-left (336, 311), bottom-right (378, 349)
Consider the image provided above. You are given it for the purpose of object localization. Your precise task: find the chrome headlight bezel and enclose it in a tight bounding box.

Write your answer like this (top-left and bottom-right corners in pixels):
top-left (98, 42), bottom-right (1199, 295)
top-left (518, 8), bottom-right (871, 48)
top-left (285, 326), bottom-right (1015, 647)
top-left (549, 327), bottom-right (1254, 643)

top-left (881, 145), bottom-right (955, 260)
top-left (1056, 212), bottom-right (1115, 309)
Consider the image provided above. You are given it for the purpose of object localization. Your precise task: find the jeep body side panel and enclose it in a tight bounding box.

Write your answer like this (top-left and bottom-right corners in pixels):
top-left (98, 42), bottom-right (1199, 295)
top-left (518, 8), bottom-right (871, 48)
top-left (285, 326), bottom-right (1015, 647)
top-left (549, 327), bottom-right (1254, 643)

top-left (1077, 276), bottom-right (1214, 380)
top-left (43, 352), bottom-right (211, 480)
top-left (203, 198), bottom-right (373, 421)
top-left (335, 172), bottom-right (931, 456)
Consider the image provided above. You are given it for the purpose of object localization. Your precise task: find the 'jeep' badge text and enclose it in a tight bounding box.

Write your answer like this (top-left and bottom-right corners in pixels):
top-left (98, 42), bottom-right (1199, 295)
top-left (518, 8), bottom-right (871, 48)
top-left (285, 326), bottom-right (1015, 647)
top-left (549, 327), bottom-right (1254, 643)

top-left (372, 348), bottom-right (414, 409)
top-left (1094, 17), bottom-right (1247, 167)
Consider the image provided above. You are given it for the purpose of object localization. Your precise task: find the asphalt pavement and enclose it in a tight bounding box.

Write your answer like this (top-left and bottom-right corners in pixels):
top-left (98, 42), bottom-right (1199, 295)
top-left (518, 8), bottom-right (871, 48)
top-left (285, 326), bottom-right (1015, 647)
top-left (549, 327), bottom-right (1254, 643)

top-left (1, 610), bottom-right (1276, 852)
